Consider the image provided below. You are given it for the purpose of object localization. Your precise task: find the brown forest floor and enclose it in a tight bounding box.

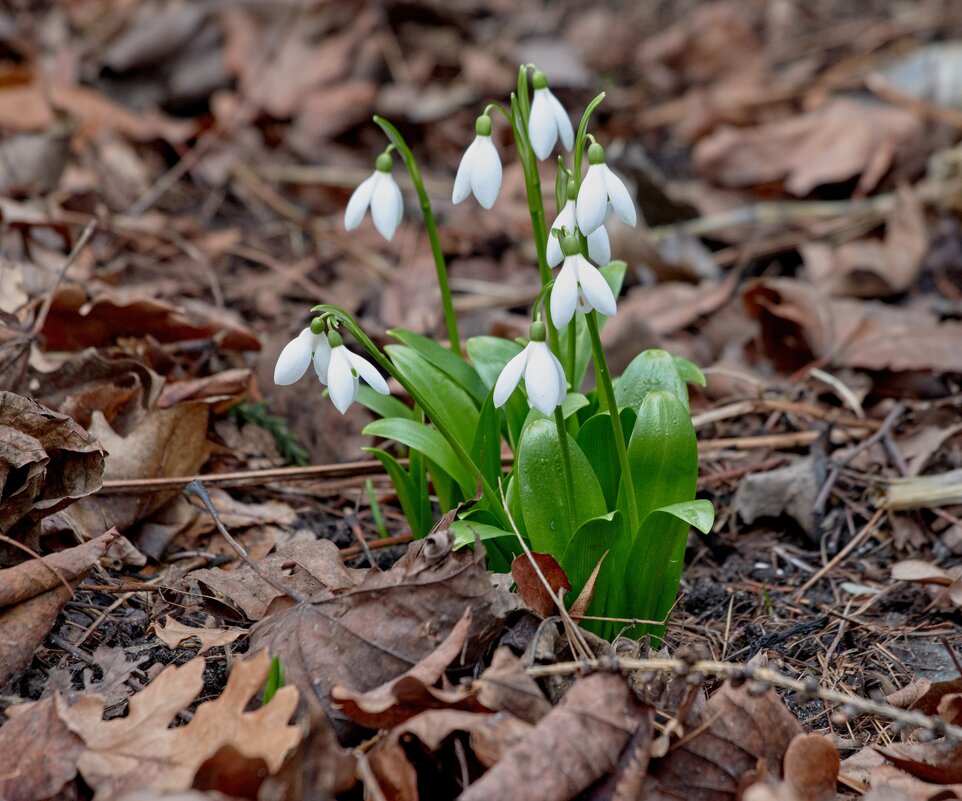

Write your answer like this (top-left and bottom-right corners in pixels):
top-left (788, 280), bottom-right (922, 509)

top-left (2, 1), bottom-right (962, 799)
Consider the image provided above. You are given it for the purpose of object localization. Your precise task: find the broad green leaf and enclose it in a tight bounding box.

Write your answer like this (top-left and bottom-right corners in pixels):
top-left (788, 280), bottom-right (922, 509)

top-left (505, 472), bottom-right (526, 541)
top-left (387, 345), bottom-right (479, 452)
top-left (389, 328), bottom-right (487, 404)
top-left (570, 261), bottom-right (628, 390)
top-left (673, 356), bottom-right (706, 387)
top-left (363, 418), bottom-right (475, 496)
top-left (427, 460), bottom-right (460, 510)
top-left (471, 392), bottom-right (504, 497)
top-left (561, 510), bottom-right (620, 606)
top-left (575, 408), bottom-right (633, 509)
top-left (466, 336), bottom-right (522, 389)
top-left (451, 519), bottom-right (514, 550)
top-left (519, 392), bottom-right (590, 440)
top-left (355, 385), bottom-right (415, 421)
top-left (615, 349), bottom-right (688, 412)
top-left (518, 419), bottom-right (606, 556)
top-left (621, 499), bottom-right (715, 641)
top-left (364, 447), bottom-right (431, 538)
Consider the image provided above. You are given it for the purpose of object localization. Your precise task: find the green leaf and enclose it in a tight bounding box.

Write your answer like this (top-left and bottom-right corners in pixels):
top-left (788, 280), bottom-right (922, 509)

top-left (622, 499), bottom-right (715, 641)
top-left (389, 328), bottom-right (487, 404)
top-left (355, 385), bottom-right (415, 421)
top-left (520, 392), bottom-right (590, 440)
top-left (467, 336), bottom-right (523, 389)
top-left (575, 409), bottom-right (633, 509)
top-left (615, 349), bottom-right (689, 412)
top-left (518, 419), bottom-right (606, 556)
top-left (561, 510), bottom-right (620, 604)
top-left (471, 392), bottom-right (504, 498)
top-left (387, 345), bottom-right (479, 453)
top-left (364, 447), bottom-right (432, 538)
top-left (262, 656), bottom-right (284, 704)
top-left (570, 261), bottom-right (627, 390)
top-left (673, 356), bottom-right (706, 387)
top-left (451, 519), bottom-right (514, 550)
top-left (555, 159), bottom-right (568, 217)
top-left (363, 418), bottom-right (475, 496)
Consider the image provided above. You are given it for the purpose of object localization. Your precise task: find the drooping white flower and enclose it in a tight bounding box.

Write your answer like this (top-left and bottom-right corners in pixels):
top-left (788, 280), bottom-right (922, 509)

top-left (323, 331), bottom-right (390, 414)
top-left (344, 152), bottom-right (404, 241)
top-left (550, 236), bottom-right (618, 328)
top-left (493, 322), bottom-right (566, 416)
top-left (452, 114), bottom-right (502, 209)
top-left (546, 197), bottom-right (611, 268)
top-left (576, 143), bottom-right (636, 235)
top-left (528, 70), bottom-right (573, 161)
top-left (274, 327), bottom-right (321, 385)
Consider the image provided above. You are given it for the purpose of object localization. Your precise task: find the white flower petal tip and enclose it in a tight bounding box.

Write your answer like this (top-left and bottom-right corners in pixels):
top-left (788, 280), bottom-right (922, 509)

top-left (453, 129), bottom-right (502, 209)
top-left (576, 164), bottom-right (608, 234)
top-left (493, 338), bottom-right (566, 415)
top-left (274, 328), bottom-right (320, 386)
top-left (326, 345), bottom-right (389, 414)
top-left (345, 168), bottom-right (403, 241)
top-left (551, 254), bottom-right (618, 327)
top-left (527, 71), bottom-right (573, 161)
top-left (546, 200), bottom-right (576, 268)
top-left (603, 165), bottom-right (637, 227)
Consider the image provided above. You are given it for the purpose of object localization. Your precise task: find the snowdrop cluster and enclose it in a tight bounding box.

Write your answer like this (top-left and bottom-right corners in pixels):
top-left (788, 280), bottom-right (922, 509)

top-left (274, 325), bottom-right (388, 414)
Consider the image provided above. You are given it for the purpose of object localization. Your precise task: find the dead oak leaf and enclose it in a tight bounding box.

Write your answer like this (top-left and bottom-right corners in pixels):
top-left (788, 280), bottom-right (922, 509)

top-left (459, 672), bottom-right (649, 801)
top-left (57, 650), bottom-right (301, 801)
top-left (150, 616), bottom-right (244, 655)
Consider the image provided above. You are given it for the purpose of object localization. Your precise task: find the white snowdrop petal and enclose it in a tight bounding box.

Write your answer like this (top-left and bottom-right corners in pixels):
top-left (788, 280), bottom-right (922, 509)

top-left (524, 342), bottom-right (562, 416)
top-left (344, 173), bottom-right (377, 231)
top-left (546, 89), bottom-right (574, 151)
top-left (328, 347), bottom-right (359, 414)
top-left (546, 200), bottom-right (575, 267)
top-left (348, 351), bottom-right (389, 395)
top-left (371, 173), bottom-right (402, 241)
top-left (587, 224), bottom-right (611, 266)
top-left (274, 328), bottom-right (317, 385)
top-left (452, 139), bottom-right (477, 205)
top-left (528, 90), bottom-right (558, 161)
top-left (576, 257), bottom-right (618, 317)
top-left (576, 165), bottom-right (608, 234)
top-left (550, 258), bottom-right (579, 329)
top-left (603, 165), bottom-right (637, 227)
top-left (312, 335), bottom-right (332, 384)
top-left (471, 136), bottom-right (502, 209)
top-left (550, 351), bottom-right (568, 406)
top-left (493, 349), bottom-right (528, 408)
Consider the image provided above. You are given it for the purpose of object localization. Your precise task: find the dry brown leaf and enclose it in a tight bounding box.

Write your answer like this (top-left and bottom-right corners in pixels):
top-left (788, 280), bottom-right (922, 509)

top-left (0, 533), bottom-right (115, 687)
top-left (510, 552), bottom-right (571, 618)
top-left (0, 696), bottom-right (83, 801)
top-left (251, 533), bottom-right (508, 736)
top-left (459, 671), bottom-right (649, 801)
top-left (62, 403), bottom-right (210, 535)
top-left (693, 98), bottom-right (921, 195)
top-left (890, 560), bottom-right (962, 609)
top-left (0, 392), bottom-right (105, 561)
top-left (150, 617), bottom-right (244, 655)
top-left (745, 734), bottom-right (840, 801)
top-left (156, 368), bottom-right (252, 411)
top-left (331, 609), bottom-right (483, 729)
top-left (868, 764), bottom-right (962, 800)
top-left (57, 649), bottom-right (302, 801)
top-left (743, 278), bottom-right (962, 375)
top-left (654, 674), bottom-right (803, 801)
top-left (475, 647), bottom-right (552, 724)
top-left (191, 538), bottom-right (360, 622)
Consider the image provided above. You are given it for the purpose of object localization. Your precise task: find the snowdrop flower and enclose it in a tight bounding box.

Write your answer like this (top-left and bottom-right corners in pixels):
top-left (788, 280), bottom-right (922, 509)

top-left (550, 235), bottom-right (618, 328)
top-left (345, 152), bottom-right (404, 241)
top-left (274, 327), bottom-right (323, 385)
top-left (493, 321), bottom-right (566, 416)
top-left (546, 184), bottom-right (610, 268)
top-left (576, 143), bottom-right (636, 235)
top-left (528, 70), bottom-right (573, 161)
top-left (453, 114), bottom-right (502, 209)
top-left (322, 331), bottom-right (390, 414)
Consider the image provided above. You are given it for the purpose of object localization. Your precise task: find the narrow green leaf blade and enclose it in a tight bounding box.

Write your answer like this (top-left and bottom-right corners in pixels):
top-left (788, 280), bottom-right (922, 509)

top-left (364, 447), bottom-right (431, 538)
top-left (389, 328), bottom-right (487, 404)
top-left (355, 385), bottom-right (415, 421)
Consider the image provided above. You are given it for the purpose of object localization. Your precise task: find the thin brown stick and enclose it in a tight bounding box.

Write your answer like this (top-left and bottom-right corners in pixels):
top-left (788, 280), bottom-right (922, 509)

top-left (794, 507), bottom-right (885, 598)
top-left (31, 219), bottom-right (97, 337)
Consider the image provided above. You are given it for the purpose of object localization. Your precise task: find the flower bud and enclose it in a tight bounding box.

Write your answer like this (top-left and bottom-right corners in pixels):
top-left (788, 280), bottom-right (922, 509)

top-left (309, 317), bottom-right (326, 335)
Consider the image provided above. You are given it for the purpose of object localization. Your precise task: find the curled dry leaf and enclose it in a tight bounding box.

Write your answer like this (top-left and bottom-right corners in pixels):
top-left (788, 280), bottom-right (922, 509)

top-left (890, 559), bottom-right (962, 609)
top-left (475, 646), bottom-right (552, 724)
top-left (250, 532), bottom-right (509, 736)
top-left (744, 733), bottom-right (840, 801)
top-left (0, 532), bottom-right (115, 687)
top-left (332, 610), bottom-right (484, 729)
top-left (57, 649), bottom-right (302, 801)
top-left (0, 392), bottom-right (105, 561)
top-left (149, 616), bottom-right (244, 655)
top-left (510, 551), bottom-right (571, 618)
top-left (459, 672), bottom-right (650, 801)
top-left (654, 673), bottom-right (803, 801)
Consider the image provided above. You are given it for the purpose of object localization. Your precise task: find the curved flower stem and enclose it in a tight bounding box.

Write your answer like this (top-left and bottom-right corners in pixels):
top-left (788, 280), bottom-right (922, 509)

top-left (553, 407), bottom-right (577, 530)
top-left (312, 305), bottom-right (507, 528)
top-left (585, 310), bottom-right (639, 532)
top-left (373, 116), bottom-right (460, 354)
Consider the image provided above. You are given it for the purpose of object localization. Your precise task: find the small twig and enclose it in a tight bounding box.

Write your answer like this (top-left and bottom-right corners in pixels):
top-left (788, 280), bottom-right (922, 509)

top-left (31, 219), bottom-right (97, 338)
top-left (526, 656), bottom-right (962, 741)
top-left (184, 480), bottom-right (305, 604)
top-left (794, 507), bottom-right (885, 598)
top-left (339, 531), bottom-right (413, 560)
top-left (0, 534), bottom-right (77, 599)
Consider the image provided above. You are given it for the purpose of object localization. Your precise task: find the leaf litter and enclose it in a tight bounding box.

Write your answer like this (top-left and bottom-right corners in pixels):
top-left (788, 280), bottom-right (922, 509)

top-left (3, 0), bottom-right (962, 799)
